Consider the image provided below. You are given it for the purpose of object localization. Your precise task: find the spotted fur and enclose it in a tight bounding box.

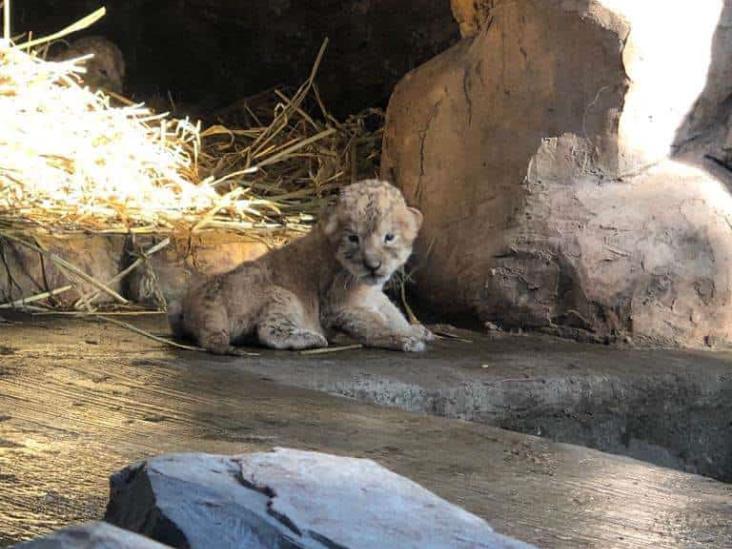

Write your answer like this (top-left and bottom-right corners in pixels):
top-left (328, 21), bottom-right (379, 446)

top-left (170, 179), bottom-right (433, 354)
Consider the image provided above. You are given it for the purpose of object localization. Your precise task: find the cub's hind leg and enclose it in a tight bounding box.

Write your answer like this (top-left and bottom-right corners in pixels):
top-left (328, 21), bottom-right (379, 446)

top-left (257, 287), bottom-right (328, 350)
top-left (194, 306), bottom-right (238, 355)
top-left (182, 286), bottom-right (249, 356)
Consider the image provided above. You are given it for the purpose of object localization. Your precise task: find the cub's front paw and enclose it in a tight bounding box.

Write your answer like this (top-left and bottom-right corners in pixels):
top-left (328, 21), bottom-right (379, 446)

top-left (400, 335), bottom-right (426, 353)
top-left (361, 333), bottom-right (428, 352)
top-left (300, 332), bottom-right (329, 349)
top-left (410, 323), bottom-right (436, 342)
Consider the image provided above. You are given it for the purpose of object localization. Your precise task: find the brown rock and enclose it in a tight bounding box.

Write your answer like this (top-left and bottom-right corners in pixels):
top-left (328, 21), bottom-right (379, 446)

top-left (0, 235), bottom-right (126, 307)
top-left (382, 0), bottom-right (732, 347)
top-left (125, 232), bottom-right (269, 307)
top-left (450, 0), bottom-right (493, 38)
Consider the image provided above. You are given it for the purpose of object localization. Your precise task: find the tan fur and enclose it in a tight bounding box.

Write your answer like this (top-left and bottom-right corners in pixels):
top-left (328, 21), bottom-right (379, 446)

top-left (54, 36), bottom-right (125, 94)
top-left (170, 179), bottom-right (434, 354)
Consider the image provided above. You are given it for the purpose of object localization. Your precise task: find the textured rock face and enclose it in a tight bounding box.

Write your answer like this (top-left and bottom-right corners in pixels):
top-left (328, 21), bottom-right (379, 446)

top-left (450, 0), bottom-right (493, 37)
top-left (0, 235), bottom-right (126, 307)
top-left (125, 233), bottom-right (268, 307)
top-left (382, 0), bottom-right (732, 346)
top-left (0, 232), bottom-right (266, 309)
top-left (675, 2), bottom-right (732, 170)
top-left (52, 36), bottom-right (126, 94)
top-left (105, 449), bottom-right (533, 548)
top-left (16, 521), bottom-right (167, 548)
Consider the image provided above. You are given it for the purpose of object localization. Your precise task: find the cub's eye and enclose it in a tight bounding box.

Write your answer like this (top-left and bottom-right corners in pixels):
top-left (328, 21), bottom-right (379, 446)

top-left (347, 234), bottom-right (359, 243)
top-left (384, 233), bottom-right (395, 243)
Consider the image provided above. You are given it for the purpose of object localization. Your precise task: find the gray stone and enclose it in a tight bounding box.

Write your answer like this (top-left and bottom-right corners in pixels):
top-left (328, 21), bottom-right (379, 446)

top-left (105, 449), bottom-right (533, 549)
top-left (14, 521), bottom-right (167, 548)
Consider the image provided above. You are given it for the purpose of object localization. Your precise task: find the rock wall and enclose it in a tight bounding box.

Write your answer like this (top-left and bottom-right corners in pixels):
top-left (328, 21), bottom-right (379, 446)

top-left (125, 233), bottom-right (268, 307)
top-left (674, 2), bottom-right (732, 170)
top-left (0, 235), bottom-right (126, 307)
top-left (382, 0), bottom-right (732, 346)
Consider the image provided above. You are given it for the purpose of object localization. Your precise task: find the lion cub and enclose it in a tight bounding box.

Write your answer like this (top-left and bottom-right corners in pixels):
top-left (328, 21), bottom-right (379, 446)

top-left (169, 179), bottom-right (434, 354)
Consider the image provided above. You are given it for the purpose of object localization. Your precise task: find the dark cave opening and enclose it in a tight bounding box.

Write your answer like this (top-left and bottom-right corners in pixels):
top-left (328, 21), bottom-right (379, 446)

top-left (13, 0), bottom-right (459, 119)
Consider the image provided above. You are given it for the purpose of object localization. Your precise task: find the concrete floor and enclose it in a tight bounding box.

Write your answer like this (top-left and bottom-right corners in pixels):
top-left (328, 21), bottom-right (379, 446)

top-left (0, 313), bottom-right (731, 547)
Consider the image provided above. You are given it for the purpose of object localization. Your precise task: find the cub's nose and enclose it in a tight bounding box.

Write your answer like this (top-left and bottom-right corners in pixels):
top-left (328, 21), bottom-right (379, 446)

top-left (364, 258), bottom-right (382, 273)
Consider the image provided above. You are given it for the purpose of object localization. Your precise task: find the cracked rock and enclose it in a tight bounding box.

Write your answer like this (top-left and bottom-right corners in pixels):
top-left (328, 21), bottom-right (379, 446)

top-left (104, 448), bottom-right (533, 548)
top-left (382, 0), bottom-right (732, 348)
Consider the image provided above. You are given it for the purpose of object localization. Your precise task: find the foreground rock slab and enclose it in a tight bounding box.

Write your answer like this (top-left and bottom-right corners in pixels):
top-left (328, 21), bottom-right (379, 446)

top-left (105, 448), bottom-right (533, 549)
top-left (16, 521), bottom-right (167, 548)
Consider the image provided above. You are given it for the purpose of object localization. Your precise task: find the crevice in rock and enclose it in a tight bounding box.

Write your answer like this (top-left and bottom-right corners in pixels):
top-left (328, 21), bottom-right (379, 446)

top-left (235, 467), bottom-right (303, 538)
top-left (308, 530), bottom-right (350, 549)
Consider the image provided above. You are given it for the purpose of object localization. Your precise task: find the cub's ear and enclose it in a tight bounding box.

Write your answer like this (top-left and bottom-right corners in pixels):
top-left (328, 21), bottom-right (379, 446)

top-left (320, 209), bottom-right (340, 239)
top-left (408, 207), bottom-right (423, 231)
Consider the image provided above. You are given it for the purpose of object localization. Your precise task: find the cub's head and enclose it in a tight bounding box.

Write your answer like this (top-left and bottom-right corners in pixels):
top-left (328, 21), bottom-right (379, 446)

top-left (321, 179), bottom-right (423, 286)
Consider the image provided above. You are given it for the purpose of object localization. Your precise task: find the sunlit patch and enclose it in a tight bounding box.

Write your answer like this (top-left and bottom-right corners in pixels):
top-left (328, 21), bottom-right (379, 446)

top-left (0, 36), bottom-right (376, 240)
top-left (0, 39), bottom-right (228, 231)
top-left (598, 0), bottom-right (724, 166)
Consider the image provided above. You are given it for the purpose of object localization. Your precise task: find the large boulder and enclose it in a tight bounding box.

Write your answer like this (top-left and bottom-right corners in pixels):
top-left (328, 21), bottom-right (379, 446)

top-left (105, 448), bottom-right (533, 548)
top-left (450, 0), bottom-right (493, 38)
top-left (382, 0), bottom-right (732, 346)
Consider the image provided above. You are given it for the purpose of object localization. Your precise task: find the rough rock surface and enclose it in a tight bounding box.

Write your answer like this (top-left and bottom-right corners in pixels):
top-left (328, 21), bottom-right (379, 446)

top-left (125, 233), bottom-right (268, 307)
top-left (382, 0), bottom-right (732, 347)
top-left (674, 2), bottom-right (732, 171)
top-left (450, 0), bottom-right (493, 37)
top-left (105, 449), bottom-right (533, 549)
top-left (15, 521), bottom-right (167, 548)
top-left (0, 235), bottom-right (126, 307)
top-left (4, 312), bottom-right (732, 547)
top-left (51, 36), bottom-right (126, 94)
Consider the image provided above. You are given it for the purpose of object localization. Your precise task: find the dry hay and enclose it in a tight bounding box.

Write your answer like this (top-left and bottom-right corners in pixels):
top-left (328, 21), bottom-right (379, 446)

top-left (0, 40), bottom-right (216, 234)
top-left (0, 35), bottom-right (383, 241)
top-left (0, 20), bottom-right (384, 322)
top-left (0, 9), bottom-right (424, 352)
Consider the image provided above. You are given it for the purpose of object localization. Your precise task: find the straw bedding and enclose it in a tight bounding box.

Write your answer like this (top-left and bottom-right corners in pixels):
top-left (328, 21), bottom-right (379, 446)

top-left (0, 31), bottom-right (384, 318)
top-left (0, 37), bottom-right (382, 240)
